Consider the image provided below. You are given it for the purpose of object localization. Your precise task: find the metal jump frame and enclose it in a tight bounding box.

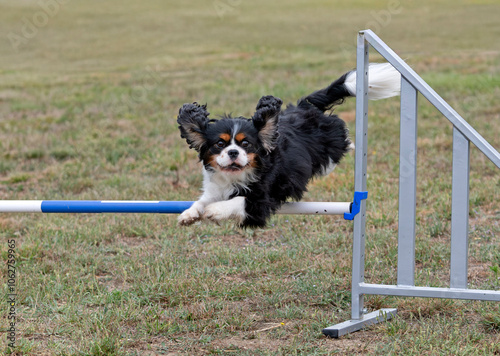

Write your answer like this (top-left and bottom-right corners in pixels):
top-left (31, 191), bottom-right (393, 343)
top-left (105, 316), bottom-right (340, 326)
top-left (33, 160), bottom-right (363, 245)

top-left (322, 30), bottom-right (500, 338)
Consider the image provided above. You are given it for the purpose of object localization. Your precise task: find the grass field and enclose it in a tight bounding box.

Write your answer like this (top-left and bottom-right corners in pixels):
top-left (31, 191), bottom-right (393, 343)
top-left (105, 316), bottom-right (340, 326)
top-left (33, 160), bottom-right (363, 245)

top-left (1, 0), bottom-right (499, 354)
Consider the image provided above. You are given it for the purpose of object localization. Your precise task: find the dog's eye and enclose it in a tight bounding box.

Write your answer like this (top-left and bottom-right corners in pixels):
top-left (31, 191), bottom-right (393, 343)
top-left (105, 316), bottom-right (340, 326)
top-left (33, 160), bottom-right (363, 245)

top-left (241, 140), bottom-right (250, 148)
top-left (215, 140), bottom-right (226, 148)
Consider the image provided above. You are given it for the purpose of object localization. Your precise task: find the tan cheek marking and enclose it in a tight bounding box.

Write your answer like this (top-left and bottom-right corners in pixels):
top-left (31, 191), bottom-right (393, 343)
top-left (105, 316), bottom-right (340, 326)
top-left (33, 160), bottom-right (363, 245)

top-left (247, 153), bottom-right (258, 168)
top-left (208, 155), bottom-right (219, 169)
top-left (219, 133), bottom-right (231, 142)
top-left (235, 133), bottom-right (246, 142)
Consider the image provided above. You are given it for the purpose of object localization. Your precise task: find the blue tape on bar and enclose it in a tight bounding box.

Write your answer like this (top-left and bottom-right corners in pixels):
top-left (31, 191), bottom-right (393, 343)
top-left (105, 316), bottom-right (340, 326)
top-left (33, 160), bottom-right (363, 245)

top-left (40, 201), bottom-right (194, 214)
top-left (343, 191), bottom-right (368, 220)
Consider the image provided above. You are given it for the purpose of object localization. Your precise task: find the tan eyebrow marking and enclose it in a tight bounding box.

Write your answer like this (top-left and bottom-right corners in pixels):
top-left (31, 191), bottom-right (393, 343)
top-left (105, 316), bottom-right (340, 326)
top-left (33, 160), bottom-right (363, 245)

top-left (219, 133), bottom-right (231, 142)
top-left (235, 133), bottom-right (246, 142)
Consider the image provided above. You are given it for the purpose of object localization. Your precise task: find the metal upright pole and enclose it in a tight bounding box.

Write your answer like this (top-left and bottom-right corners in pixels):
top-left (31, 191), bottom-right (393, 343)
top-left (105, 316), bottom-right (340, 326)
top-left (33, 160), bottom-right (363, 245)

top-left (397, 78), bottom-right (418, 287)
top-left (350, 31), bottom-right (370, 321)
top-left (450, 127), bottom-right (470, 288)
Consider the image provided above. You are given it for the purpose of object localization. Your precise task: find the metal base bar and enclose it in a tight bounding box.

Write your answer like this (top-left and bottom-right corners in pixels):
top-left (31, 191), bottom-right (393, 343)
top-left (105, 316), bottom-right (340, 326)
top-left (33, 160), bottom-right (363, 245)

top-left (322, 308), bottom-right (397, 338)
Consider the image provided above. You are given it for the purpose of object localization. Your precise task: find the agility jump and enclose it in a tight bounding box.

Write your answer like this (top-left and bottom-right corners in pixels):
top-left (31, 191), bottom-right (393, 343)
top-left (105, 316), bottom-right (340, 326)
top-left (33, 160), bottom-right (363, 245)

top-left (1, 30), bottom-right (498, 339)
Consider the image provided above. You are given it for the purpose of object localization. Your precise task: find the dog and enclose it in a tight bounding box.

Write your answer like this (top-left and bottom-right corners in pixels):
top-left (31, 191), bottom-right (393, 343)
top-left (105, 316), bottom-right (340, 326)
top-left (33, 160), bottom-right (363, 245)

top-left (177, 63), bottom-right (400, 228)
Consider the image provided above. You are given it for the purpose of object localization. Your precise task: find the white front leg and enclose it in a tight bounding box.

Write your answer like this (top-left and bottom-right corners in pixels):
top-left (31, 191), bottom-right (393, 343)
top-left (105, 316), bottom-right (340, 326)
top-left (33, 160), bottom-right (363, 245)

top-left (178, 167), bottom-right (245, 226)
top-left (178, 169), bottom-right (221, 226)
top-left (203, 196), bottom-right (246, 225)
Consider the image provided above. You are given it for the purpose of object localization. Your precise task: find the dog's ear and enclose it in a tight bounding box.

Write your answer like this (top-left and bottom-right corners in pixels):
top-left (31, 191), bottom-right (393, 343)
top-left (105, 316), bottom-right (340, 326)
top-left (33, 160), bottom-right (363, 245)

top-left (252, 95), bottom-right (282, 152)
top-left (177, 102), bottom-right (210, 151)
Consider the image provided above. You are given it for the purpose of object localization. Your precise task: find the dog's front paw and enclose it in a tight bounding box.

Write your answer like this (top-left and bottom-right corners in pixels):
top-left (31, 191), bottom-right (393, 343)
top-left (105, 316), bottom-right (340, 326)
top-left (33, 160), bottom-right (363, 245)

top-left (255, 95), bottom-right (283, 111)
top-left (203, 197), bottom-right (246, 225)
top-left (178, 206), bottom-right (202, 226)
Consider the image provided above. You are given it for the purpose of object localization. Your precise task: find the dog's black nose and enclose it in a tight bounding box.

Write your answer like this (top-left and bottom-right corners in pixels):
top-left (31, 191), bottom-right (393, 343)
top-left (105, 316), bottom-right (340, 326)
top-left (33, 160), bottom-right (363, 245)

top-left (228, 149), bottom-right (239, 160)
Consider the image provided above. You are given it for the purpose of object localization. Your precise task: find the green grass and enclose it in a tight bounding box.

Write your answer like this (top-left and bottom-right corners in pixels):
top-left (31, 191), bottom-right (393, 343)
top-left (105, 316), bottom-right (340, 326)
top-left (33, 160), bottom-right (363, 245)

top-left (1, 0), bottom-right (499, 354)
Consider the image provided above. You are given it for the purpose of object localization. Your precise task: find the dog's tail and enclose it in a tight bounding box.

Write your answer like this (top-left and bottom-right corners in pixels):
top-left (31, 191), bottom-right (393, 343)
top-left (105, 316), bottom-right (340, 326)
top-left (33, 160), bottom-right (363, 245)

top-left (299, 63), bottom-right (401, 112)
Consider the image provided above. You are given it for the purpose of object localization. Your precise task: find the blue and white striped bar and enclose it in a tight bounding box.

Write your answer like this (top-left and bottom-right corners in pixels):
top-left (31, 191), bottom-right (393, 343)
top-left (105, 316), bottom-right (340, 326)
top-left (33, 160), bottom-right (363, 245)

top-left (0, 200), bottom-right (352, 215)
top-left (0, 200), bottom-right (194, 213)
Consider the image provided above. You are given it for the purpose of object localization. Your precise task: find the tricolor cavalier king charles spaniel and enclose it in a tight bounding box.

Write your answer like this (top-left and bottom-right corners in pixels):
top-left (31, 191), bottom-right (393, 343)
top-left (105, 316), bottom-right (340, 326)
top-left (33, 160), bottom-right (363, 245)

top-left (177, 63), bottom-right (400, 228)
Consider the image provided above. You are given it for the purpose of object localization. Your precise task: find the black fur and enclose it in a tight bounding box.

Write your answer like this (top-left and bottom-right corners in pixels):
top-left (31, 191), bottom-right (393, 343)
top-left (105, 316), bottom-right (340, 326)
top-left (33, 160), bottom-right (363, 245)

top-left (177, 71), bottom-right (353, 228)
top-left (242, 97), bottom-right (350, 227)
